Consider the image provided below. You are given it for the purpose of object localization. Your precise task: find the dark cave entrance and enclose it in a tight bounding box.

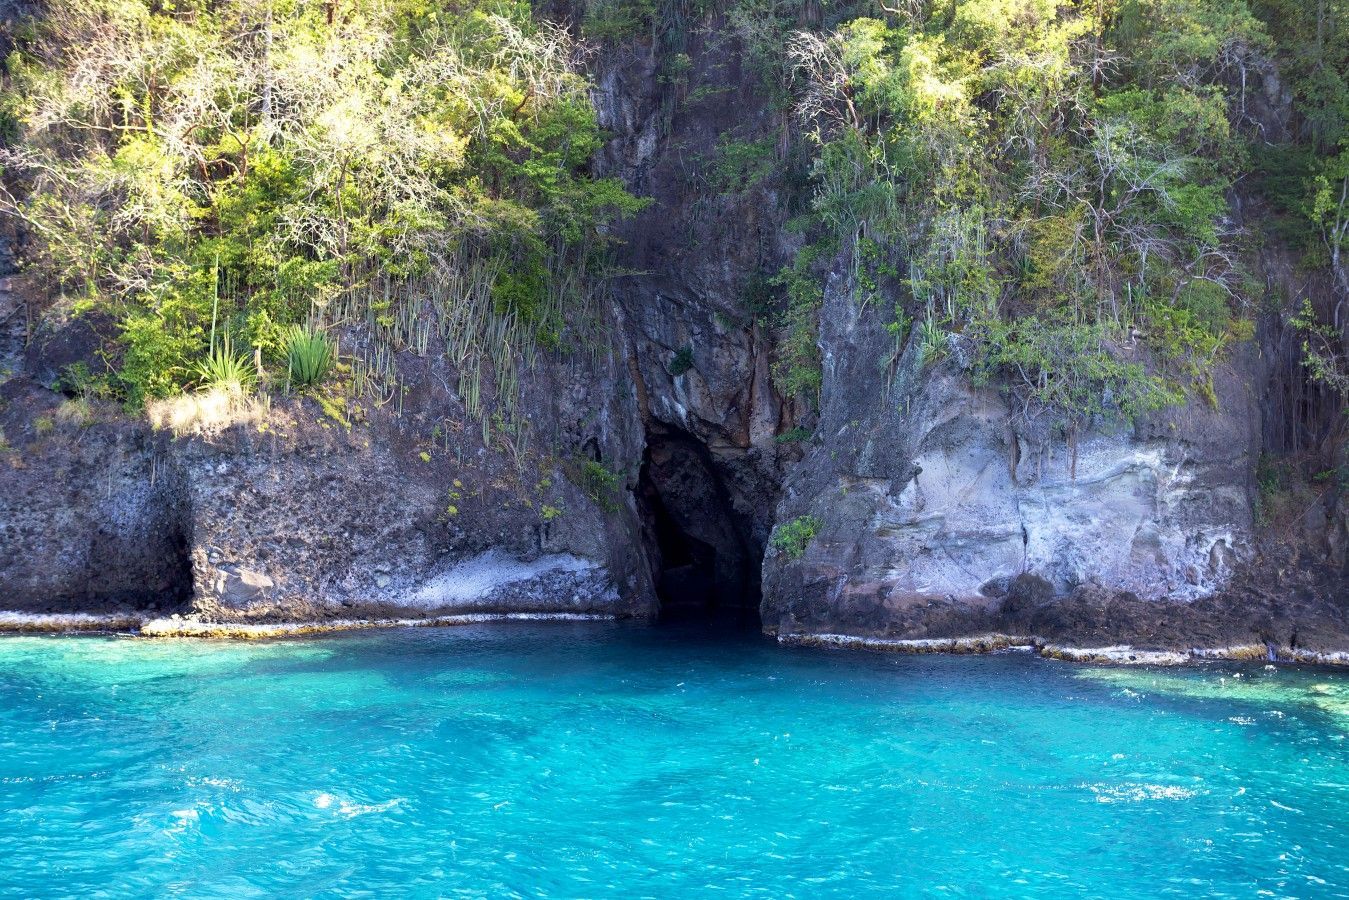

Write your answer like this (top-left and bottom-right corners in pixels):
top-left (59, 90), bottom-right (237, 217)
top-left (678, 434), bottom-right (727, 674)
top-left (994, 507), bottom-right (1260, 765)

top-left (636, 424), bottom-right (762, 626)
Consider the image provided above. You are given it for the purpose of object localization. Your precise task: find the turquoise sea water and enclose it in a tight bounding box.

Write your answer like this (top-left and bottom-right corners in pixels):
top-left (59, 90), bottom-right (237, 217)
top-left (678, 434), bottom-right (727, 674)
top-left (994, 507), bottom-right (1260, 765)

top-left (2, 623), bottom-right (1348, 898)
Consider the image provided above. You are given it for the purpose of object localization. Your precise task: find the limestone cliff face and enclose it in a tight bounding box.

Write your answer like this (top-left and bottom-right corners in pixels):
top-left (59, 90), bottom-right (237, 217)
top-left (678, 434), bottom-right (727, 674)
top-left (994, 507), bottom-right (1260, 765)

top-left (0, 19), bottom-right (1346, 650)
top-left (587, 23), bottom-right (1345, 649)
top-left (759, 272), bottom-right (1266, 643)
top-left (590, 34), bottom-right (797, 615)
top-left (0, 273), bottom-right (654, 623)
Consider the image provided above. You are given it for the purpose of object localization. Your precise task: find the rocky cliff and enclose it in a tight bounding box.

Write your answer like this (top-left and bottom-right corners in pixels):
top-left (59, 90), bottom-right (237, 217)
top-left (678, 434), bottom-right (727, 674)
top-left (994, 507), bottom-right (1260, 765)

top-left (1, 14), bottom-right (1347, 655)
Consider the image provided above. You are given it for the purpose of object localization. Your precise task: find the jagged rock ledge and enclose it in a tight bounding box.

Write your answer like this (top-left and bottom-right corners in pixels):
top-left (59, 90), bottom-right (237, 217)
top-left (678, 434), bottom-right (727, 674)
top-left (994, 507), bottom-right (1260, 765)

top-left (0, 611), bottom-right (148, 633)
top-left (0, 610), bottom-right (617, 639)
top-left (777, 632), bottom-right (1035, 655)
top-left (777, 632), bottom-right (1349, 667)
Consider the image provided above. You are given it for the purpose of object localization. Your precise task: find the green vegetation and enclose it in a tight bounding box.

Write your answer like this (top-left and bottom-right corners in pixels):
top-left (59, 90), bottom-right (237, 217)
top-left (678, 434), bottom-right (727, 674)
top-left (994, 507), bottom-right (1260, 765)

top-left (1295, 298), bottom-right (1349, 398)
top-left (284, 326), bottom-right (335, 389)
top-left (1252, 451), bottom-right (1327, 527)
top-left (566, 0), bottom-right (1345, 438)
top-left (1249, 0), bottom-right (1348, 263)
top-left (56, 363), bottom-right (114, 403)
top-left (0, 0), bottom-right (646, 417)
top-left (2, 0), bottom-right (1345, 460)
top-left (774, 426), bottom-right (812, 443)
top-left (572, 459), bottom-right (623, 511)
top-left (771, 514), bottom-right (821, 559)
top-left (195, 332), bottom-right (255, 396)
top-left (770, 0), bottom-right (1279, 430)
top-left (669, 346), bottom-right (695, 376)
top-left (711, 136), bottom-right (776, 193)
top-left (771, 238), bottom-right (831, 400)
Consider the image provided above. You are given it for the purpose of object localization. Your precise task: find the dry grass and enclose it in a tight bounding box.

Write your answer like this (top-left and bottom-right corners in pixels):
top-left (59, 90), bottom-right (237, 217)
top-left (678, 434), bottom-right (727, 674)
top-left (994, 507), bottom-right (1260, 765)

top-left (54, 397), bottom-right (93, 427)
top-left (147, 387), bottom-right (271, 437)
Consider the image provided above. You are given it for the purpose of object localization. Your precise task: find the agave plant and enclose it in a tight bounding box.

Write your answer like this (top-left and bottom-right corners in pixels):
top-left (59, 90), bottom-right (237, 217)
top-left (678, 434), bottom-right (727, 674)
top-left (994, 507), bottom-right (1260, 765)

top-left (918, 315), bottom-right (947, 367)
top-left (284, 325), bottom-right (335, 388)
top-left (195, 331), bottom-right (255, 395)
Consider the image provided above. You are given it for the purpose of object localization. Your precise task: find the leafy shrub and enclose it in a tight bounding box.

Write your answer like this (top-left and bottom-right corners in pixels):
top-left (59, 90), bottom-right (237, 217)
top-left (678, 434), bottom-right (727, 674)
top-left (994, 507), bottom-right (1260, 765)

top-left (56, 362), bottom-right (113, 401)
top-left (771, 243), bottom-right (830, 400)
top-left (974, 317), bottom-right (1178, 433)
top-left (712, 137), bottom-right (775, 193)
top-left (582, 0), bottom-right (657, 43)
top-left (119, 312), bottom-right (202, 406)
top-left (771, 515), bottom-right (821, 560)
top-left (284, 326), bottom-right (335, 388)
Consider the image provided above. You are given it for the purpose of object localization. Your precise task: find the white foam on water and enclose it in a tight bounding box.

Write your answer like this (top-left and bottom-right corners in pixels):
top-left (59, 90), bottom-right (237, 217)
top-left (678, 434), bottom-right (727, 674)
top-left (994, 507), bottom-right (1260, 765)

top-left (778, 632), bottom-right (1029, 653)
top-left (337, 797), bottom-right (404, 818)
top-left (399, 550), bottom-right (599, 608)
top-left (312, 792), bottom-right (404, 818)
top-left (140, 618), bottom-right (346, 637)
top-left (425, 612), bottom-right (613, 624)
top-left (187, 775), bottom-right (241, 792)
top-left (1086, 783), bottom-right (1198, 803)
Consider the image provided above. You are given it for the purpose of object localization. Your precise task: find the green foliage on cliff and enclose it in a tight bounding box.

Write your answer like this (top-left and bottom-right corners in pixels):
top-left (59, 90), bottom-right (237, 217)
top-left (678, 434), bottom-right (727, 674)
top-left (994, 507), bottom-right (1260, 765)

top-left (195, 332), bottom-right (256, 396)
top-left (1, 0), bottom-right (646, 408)
top-left (771, 237), bottom-right (831, 399)
top-left (767, 0), bottom-right (1276, 430)
top-left (284, 325), bottom-right (335, 388)
top-left (3, 0), bottom-right (1345, 440)
top-left (770, 514), bottom-right (820, 559)
top-left (573, 0), bottom-right (1336, 430)
top-left (570, 458), bottom-right (623, 512)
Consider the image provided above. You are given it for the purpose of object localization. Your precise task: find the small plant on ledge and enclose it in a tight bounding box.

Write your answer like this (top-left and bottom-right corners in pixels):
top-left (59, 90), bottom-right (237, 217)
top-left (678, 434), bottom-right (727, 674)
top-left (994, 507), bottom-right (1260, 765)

top-left (669, 346), bottom-right (695, 376)
top-left (770, 515), bottom-right (821, 560)
top-left (195, 332), bottom-right (255, 396)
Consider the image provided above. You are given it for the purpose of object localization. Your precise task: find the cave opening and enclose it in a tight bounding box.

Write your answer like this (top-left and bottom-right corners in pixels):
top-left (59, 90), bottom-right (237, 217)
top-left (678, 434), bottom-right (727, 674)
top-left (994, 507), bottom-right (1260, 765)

top-left (636, 424), bottom-right (762, 626)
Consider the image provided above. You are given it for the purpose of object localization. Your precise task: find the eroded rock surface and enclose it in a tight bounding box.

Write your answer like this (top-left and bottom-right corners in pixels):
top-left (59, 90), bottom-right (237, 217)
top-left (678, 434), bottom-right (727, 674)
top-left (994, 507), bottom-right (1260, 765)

top-left (0, 301), bottom-right (654, 624)
top-left (758, 270), bottom-right (1346, 651)
top-left (763, 289), bottom-right (1261, 640)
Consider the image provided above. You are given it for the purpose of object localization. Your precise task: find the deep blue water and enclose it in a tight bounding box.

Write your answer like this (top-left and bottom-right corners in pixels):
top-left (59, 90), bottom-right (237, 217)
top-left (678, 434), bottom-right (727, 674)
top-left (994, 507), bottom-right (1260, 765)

top-left (1, 622), bottom-right (1347, 898)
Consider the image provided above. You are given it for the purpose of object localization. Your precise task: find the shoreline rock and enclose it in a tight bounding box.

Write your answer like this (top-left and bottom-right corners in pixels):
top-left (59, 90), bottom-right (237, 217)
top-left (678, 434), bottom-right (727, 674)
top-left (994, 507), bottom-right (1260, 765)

top-left (4, 612), bottom-right (1348, 667)
top-left (776, 630), bottom-right (1349, 667)
top-left (0, 610), bottom-right (620, 639)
